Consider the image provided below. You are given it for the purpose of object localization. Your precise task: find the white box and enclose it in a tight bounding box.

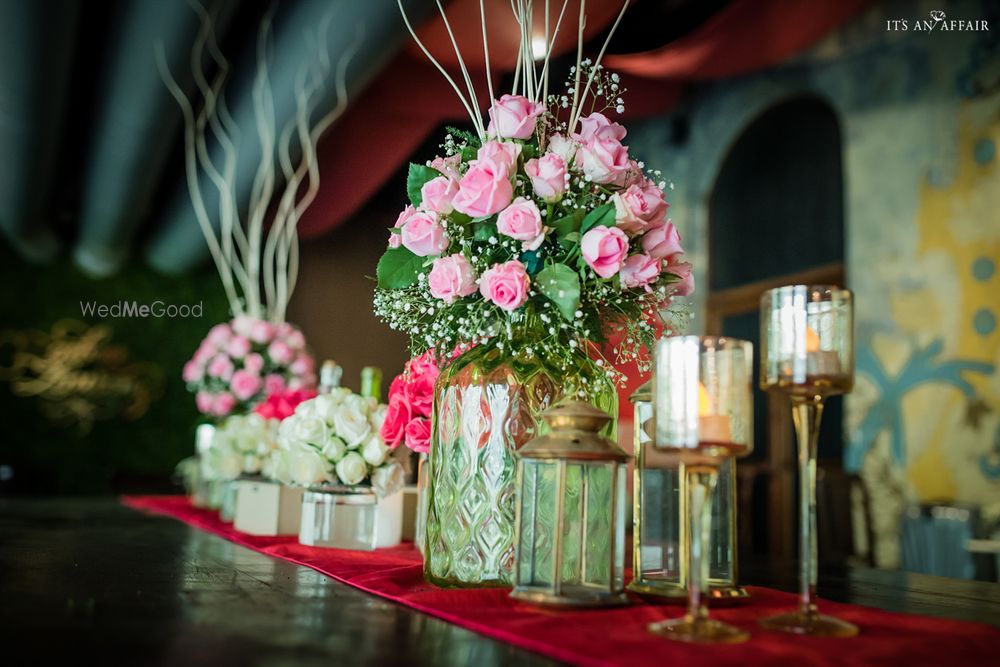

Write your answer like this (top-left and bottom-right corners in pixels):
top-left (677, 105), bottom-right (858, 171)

top-left (233, 479), bottom-right (304, 536)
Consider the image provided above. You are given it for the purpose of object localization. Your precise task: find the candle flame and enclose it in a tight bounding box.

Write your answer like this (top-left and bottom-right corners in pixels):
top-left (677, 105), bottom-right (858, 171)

top-left (805, 326), bottom-right (821, 353)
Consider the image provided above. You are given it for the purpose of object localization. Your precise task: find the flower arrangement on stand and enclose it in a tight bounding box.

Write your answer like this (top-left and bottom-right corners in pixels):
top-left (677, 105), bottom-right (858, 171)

top-left (375, 1), bottom-right (692, 586)
top-left (275, 390), bottom-right (407, 549)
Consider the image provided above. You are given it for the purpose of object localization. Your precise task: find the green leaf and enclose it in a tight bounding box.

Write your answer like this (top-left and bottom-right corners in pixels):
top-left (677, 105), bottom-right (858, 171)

top-left (473, 219), bottom-right (497, 241)
top-left (376, 247), bottom-right (424, 289)
top-left (450, 212), bottom-right (473, 226)
top-left (536, 263), bottom-right (581, 322)
top-left (580, 202), bottom-right (616, 234)
top-left (549, 209), bottom-right (584, 239)
top-left (460, 145), bottom-right (478, 163)
top-left (406, 163), bottom-right (440, 206)
top-left (520, 250), bottom-right (543, 276)
top-left (446, 126), bottom-right (482, 148)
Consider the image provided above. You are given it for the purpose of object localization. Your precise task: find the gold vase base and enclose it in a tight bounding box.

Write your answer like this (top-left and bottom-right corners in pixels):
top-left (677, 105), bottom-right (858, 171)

top-left (759, 610), bottom-right (859, 637)
top-left (628, 582), bottom-right (750, 606)
top-left (648, 615), bottom-right (750, 644)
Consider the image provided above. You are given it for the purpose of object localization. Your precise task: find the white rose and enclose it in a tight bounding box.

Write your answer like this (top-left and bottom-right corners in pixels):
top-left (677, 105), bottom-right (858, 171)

top-left (290, 449), bottom-right (330, 486)
top-left (292, 415), bottom-right (328, 445)
top-left (332, 404), bottom-right (372, 448)
top-left (371, 462), bottom-right (405, 499)
top-left (343, 393), bottom-right (374, 417)
top-left (370, 404), bottom-right (388, 432)
top-left (335, 451), bottom-right (368, 486)
top-left (310, 394), bottom-right (341, 423)
top-left (321, 436), bottom-right (347, 463)
top-left (242, 454), bottom-right (262, 474)
top-left (262, 450), bottom-right (291, 484)
top-left (361, 433), bottom-right (389, 467)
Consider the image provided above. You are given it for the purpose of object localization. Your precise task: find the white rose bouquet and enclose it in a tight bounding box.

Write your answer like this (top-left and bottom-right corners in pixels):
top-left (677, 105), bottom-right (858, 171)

top-left (273, 389), bottom-right (406, 499)
top-left (200, 413), bottom-right (278, 482)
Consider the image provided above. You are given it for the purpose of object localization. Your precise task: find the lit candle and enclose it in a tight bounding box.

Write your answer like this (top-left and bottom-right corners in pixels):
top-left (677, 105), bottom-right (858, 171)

top-left (804, 326), bottom-right (842, 376)
top-left (698, 383), bottom-right (732, 444)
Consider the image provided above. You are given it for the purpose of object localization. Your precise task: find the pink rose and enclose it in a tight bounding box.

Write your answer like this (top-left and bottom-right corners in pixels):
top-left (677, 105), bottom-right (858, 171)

top-left (195, 391), bottom-right (214, 414)
top-left (487, 94), bottom-right (544, 140)
top-left (574, 112), bottom-right (626, 143)
top-left (213, 392), bottom-right (236, 417)
top-left (476, 140), bottom-right (522, 173)
top-left (479, 260), bottom-right (530, 311)
top-left (428, 254), bottom-right (478, 304)
top-left (430, 154), bottom-right (461, 181)
top-left (206, 323), bottom-right (232, 347)
top-left (230, 369), bottom-right (262, 401)
top-left (285, 329), bottom-right (306, 350)
top-left (401, 211), bottom-right (449, 257)
top-left (243, 353), bottom-right (264, 374)
top-left (619, 254), bottom-right (661, 289)
top-left (546, 133), bottom-right (577, 161)
top-left (665, 259), bottom-right (695, 296)
top-left (275, 322), bottom-right (294, 338)
top-left (496, 197), bottom-right (545, 250)
top-left (389, 205), bottom-right (418, 248)
top-left (290, 355), bottom-right (315, 376)
top-left (249, 320), bottom-right (275, 344)
top-left (613, 181), bottom-right (668, 234)
top-left (452, 159), bottom-right (513, 218)
top-left (193, 342), bottom-right (215, 364)
top-left (268, 340), bottom-right (294, 365)
top-left (225, 335), bottom-right (251, 359)
top-left (641, 220), bottom-right (684, 260)
top-left (264, 374), bottom-right (286, 395)
top-left (380, 377), bottom-right (412, 449)
top-left (581, 225), bottom-right (629, 278)
top-left (576, 129), bottom-right (630, 185)
top-left (207, 354), bottom-right (234, 380)
top-left (231, 315), bottom-right (254, 337)
top-left (403, 417), bottom-right (432, 454)
top-left (524, 153), bottom-right (568, 203)
top-left (183, 361), bottom-right (203, 384)
top-left (420, 176), bottom-right (459, 215)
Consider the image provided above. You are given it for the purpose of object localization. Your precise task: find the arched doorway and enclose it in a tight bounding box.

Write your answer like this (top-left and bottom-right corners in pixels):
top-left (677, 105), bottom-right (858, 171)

top-left (706, 96), bottom-right (847, 561)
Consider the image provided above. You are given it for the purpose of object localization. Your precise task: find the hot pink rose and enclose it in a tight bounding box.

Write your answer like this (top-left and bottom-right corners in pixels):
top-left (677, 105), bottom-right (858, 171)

top-left (576, 129), bottom-right (630, 185)
top-left (403, 350), bottom-right (440, 418)
top-left (264, 374), bottom-right (286, 395)
top-left (401, 211), bottom-right (449, 257)
top-left (268, 340), bottom-right (294, 365)
top-left (479, 260), bottom-right (530, 311)
top-left (430, 154), bottom-right (461, 181)
top-left (641, 220), bottom-right (684, 260)
top-left (183, 361), bottom-right (203, 384)
top-left (243, 353), bottom-right (264, 374)
top-left (195, 391), bottom-right (214, 414)
top-left (581, 225), bottom-right (629, 278)
top-left (524, 153), bottom-right (568, 202)
top-left (452, 159), bottom-right (513, 218)
top-left (255, 388), bottom-right (317, 421)
top-left (619, 254), bottom-right (661, 289)
top-left (230, 369), bottom-right (262, 401)
top-left (380, 377), bottom-right (412, 449)
top-left (476, 140), bottom-right (522, 173)
top-left (290, 355), bottom-right (315, 376)
top-left (284, 329), bottom-right (306, 350)
top-left (496, 197), bottom-right (545, 250)
top-left (487, 94), bottom-right (544, 140)
top-left (225, 335), bottom-right (251, 359)
top-left (428, 254), bottom-right (478, 304)
top-left (248, 320), bottom-right (275, 344)
top-left (406, 350), bottom-right (440, 380)
top-left (404, 417), bottom-right (432, 454)
top-left (207, 354), bottom-right (234, 380)
top-left (614, 182), bottom-right (668, 234)
top-left (388, 205), bottom-right (417, 248)
top-left (420, 176), bottom-right (459, 215)
top-left (213, 392), bottom-right (236, 417)
top-left (206, 323), bottom-right (232, 347)
top-left (574, 112), bottom-right (626, 143)
top-left (665, 259), bottom-right (695, 296)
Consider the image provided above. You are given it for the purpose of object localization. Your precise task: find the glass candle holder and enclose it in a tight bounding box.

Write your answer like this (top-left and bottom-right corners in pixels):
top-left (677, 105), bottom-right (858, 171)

top-left (630, 381), bottom-right (747, 601)
top-left (648, 336), bottom-right (754, 645)
top-left (511, 401), bottom-right (629, 608)
top-left (759, 285), bottom-right (857, 638)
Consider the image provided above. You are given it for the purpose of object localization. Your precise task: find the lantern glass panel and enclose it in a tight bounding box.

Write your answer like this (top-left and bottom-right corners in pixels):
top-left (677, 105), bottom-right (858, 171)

top-left (516, 459), bottom-right (558, 589)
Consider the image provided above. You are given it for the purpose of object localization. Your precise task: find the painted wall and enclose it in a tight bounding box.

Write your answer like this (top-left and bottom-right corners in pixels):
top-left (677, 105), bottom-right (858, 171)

top-left (628, 0), bottom-right (999, 566)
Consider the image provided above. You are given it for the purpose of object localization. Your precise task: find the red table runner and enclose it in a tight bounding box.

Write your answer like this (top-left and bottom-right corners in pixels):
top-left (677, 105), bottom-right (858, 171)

top-left (123, 495), bottom-right (999, 667)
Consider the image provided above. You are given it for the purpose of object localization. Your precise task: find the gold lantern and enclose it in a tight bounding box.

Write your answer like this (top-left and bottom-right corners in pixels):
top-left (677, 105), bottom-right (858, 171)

top-left (511, 401), bottom-right (630, 607)
top-left (629, 380), bottom-right (747, 600)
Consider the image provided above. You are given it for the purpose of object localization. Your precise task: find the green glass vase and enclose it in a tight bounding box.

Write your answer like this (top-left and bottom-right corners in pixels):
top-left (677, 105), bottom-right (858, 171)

top-left (423, 343), bottom-right (618, 588)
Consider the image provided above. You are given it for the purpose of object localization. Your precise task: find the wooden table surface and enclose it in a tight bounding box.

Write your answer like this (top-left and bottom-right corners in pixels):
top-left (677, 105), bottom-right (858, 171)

top-left (3, 498), bottom-right (1000, 666)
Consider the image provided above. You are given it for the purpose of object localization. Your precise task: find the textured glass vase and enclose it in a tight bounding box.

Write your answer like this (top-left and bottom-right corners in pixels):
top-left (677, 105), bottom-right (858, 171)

top-left (424, 344), bottom-right (618, 588)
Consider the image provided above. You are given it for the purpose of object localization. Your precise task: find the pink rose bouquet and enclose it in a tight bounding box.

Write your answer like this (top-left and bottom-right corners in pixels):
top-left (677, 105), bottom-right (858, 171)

top-left (381, 351), bottom-right (440, 454)
top-left (184, 316), bottom-right (317, 419)
top-left (374, 67), bottom-right (691, 377)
